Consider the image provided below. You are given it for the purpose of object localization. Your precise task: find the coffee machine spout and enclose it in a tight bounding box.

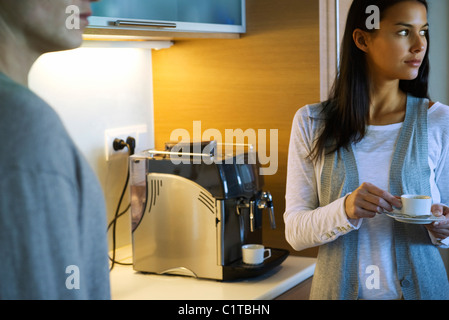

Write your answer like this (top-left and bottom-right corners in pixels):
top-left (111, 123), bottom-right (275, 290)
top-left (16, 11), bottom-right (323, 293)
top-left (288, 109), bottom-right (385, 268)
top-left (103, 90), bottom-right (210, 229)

top-left (258, 191), bottom-right (276, 229)
top-left (249, 200), bottom-right (256, 232)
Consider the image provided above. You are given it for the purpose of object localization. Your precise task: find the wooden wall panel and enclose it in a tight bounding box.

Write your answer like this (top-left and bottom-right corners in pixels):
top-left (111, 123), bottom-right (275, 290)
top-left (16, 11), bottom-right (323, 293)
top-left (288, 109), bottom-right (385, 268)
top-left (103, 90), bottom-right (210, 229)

top-left (152, 0), bottom-right (320, 257)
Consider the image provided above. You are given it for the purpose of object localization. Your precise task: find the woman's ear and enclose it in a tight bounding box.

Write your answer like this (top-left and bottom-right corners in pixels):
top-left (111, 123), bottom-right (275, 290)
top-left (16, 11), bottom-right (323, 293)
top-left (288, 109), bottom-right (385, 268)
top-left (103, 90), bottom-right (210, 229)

top-left (353, 28), bottom-right (369, 53)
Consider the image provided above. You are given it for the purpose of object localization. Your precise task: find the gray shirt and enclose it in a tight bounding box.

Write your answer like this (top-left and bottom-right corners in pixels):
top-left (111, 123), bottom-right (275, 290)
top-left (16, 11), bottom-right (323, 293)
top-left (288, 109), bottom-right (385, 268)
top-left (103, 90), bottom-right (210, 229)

top-left (0, 73), bottom-right (110, 299)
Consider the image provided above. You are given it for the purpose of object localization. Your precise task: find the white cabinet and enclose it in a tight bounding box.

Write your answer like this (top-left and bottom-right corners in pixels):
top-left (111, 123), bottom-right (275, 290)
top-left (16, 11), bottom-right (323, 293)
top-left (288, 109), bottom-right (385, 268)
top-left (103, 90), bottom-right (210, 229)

top-left (86, 0), bottom-right (246, 39)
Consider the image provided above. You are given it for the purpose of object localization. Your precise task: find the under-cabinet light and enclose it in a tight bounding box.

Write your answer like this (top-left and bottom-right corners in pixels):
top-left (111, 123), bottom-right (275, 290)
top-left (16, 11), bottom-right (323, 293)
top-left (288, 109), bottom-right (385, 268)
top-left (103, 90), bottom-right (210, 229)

top-left (81, 39), bottom-right (173, 50)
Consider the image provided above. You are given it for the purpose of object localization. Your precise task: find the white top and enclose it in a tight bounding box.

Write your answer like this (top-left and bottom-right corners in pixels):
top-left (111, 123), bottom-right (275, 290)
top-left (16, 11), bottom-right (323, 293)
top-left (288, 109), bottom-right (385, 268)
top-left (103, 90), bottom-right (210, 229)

top-left (284, 101), bottom-right (449, 300)
top-left (353, 122), bottom-right (403, 299)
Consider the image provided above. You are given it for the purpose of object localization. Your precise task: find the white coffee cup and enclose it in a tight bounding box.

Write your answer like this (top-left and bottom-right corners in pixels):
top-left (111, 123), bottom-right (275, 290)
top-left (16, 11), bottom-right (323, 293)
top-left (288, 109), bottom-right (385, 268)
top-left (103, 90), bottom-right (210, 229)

top-left (401, 194), bottom-right (432, 216)
top-left (242, 244), bottom-right (271, 265)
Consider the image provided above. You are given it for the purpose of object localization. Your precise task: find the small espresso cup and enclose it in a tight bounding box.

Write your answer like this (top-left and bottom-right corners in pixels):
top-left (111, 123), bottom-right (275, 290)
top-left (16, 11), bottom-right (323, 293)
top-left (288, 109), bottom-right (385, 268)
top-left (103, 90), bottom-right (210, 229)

top-left (242, 244), bottom-right (271, 265)
top-left (401, 194), bottom-right (432, 216)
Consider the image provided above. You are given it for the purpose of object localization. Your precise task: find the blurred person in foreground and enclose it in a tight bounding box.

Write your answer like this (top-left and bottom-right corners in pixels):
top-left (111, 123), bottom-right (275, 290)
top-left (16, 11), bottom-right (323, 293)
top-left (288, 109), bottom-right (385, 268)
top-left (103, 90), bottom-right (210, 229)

top-left (0, 0), bottom-right (110, 299)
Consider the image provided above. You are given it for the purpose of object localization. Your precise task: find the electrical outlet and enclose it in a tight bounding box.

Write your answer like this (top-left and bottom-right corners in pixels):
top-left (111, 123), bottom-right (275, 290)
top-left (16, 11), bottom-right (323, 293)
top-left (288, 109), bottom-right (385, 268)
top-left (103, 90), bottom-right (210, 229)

top-left (104, 125), bottom-right (148, 161)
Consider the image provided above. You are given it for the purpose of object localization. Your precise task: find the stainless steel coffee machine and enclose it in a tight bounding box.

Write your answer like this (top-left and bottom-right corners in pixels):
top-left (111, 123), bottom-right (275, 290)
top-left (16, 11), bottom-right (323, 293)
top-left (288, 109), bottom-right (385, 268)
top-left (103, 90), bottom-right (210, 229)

top-left (129, 141), bottom-right (288, 281)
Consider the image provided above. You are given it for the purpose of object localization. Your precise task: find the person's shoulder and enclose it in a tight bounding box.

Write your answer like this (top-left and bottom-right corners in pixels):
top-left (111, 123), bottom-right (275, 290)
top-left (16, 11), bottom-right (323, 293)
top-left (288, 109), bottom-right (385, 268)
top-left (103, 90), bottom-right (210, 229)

top-left (293, 101), bottom-right (327, 125)
top-left (428, 101), bottom-right (449, 134)
top-left (429, 101), bottom-right (449, 118)
top-left (0, 75), bottom-right (60, 128)
top-left (0, 73), bottom-right (36, 104)
top-left (0, 74), bottom-right (74, 164)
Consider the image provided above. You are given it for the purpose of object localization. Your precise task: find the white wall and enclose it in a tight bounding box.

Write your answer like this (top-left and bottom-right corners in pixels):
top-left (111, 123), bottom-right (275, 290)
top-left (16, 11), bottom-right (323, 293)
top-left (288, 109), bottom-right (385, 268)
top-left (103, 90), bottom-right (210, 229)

top-left (428, 0), bottom-right (449, 276)
top-left (29, 46), bottom-right (156, 249)
top-left (319, 0), bottom-right (355, 101)
top-left (428, 0), bottom-right (449, 105)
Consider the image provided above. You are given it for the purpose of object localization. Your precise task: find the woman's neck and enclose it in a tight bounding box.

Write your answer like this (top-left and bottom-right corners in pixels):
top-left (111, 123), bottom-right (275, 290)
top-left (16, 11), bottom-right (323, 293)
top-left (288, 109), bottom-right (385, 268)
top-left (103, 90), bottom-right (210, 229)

top-left (368, 78), bottom-right (407, 126)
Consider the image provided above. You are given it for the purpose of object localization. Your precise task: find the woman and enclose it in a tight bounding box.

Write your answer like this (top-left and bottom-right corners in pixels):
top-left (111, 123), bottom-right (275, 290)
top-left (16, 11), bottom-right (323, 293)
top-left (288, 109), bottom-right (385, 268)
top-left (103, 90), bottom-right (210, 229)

top-left (0, 0), bottom-right (109, 299)
top-left (284, 0), bottom-right (449, 300)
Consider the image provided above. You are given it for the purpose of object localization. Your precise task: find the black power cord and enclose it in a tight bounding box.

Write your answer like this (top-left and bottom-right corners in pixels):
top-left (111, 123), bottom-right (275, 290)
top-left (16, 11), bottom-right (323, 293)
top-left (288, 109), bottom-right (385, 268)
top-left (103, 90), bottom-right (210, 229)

top-left (108, 136), bottom-right (136, 271)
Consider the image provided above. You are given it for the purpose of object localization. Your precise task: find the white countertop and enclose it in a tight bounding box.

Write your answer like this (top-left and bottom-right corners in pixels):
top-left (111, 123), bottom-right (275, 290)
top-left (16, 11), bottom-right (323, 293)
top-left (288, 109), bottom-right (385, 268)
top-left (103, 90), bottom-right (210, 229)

top-left (109, 251), bottom-right (316, 300)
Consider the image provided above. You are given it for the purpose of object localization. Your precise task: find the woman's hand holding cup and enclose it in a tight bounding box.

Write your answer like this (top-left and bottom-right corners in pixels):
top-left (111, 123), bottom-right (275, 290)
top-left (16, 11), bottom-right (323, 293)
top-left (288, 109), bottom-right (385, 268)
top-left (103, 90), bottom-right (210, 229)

top-left (344, 182), bottom-right (402, 220)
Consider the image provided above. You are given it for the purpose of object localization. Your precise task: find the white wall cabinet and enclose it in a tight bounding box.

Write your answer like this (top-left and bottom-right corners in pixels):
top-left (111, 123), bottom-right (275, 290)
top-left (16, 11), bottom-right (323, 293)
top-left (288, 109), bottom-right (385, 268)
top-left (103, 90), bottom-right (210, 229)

top-left (85, 0), bottom-right (246, 40)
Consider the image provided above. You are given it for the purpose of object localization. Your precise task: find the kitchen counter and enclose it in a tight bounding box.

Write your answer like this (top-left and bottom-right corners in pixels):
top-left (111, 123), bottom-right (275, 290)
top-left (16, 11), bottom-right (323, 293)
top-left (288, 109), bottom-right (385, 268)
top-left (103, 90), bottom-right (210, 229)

top-left (109, 248), bottom-right (316, 300)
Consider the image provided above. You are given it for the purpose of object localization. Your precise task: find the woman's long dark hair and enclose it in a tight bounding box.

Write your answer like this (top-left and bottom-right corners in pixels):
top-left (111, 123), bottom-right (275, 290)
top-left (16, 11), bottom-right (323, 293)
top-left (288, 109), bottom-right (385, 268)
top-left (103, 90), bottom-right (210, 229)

top-left (310, 0), bottom-right (430, 161)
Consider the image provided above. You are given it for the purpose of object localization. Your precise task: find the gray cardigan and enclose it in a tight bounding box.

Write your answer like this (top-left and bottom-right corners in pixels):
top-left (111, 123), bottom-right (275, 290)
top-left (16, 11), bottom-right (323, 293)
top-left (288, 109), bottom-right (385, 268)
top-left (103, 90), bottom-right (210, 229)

top-left (310, 95), bottom-right (449, 300)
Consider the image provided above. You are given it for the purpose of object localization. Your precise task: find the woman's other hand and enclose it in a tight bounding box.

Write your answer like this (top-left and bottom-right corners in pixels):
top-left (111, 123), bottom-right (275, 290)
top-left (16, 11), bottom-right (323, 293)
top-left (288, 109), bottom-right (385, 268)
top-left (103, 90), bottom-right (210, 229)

top-left (425, 204), bottom-right (449, 241)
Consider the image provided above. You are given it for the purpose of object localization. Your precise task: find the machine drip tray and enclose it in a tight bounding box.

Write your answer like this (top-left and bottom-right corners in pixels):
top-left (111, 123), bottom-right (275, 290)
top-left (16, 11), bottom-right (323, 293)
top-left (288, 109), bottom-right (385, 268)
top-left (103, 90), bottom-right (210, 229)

top-left (222, 247), bottom-right (289, 281)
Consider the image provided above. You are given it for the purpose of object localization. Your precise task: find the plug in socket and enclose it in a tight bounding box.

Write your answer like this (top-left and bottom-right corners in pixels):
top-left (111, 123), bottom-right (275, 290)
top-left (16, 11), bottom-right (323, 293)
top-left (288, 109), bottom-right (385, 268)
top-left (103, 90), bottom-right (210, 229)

top-left (105, 125), bottom-right (147, 161)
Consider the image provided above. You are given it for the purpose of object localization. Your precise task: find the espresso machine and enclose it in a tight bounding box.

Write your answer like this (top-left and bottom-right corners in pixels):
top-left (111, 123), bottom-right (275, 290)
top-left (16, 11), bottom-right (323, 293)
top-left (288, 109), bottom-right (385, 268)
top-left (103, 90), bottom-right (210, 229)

top-left (129, 141), bottom-right (288, 281)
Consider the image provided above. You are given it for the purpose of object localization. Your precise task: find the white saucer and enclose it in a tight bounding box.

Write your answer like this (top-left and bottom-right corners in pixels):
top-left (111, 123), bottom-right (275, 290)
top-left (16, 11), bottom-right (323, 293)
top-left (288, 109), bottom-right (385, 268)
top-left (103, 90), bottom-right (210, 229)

top-left (385, 209), bottom-right (445, 225)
